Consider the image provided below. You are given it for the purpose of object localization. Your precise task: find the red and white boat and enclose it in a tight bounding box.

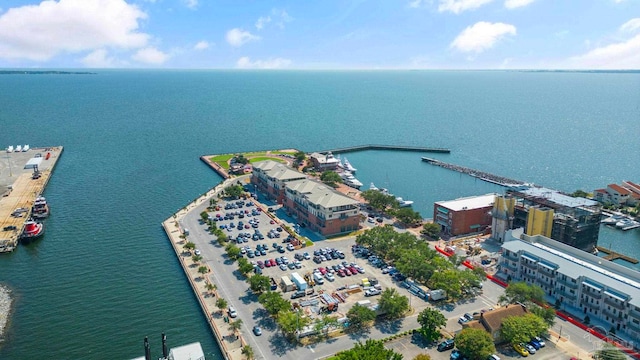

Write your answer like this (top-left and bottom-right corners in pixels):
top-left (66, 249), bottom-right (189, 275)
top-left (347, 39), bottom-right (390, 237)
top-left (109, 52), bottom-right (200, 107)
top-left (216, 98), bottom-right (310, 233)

top-left (21, 220), bottom-right (45, 243)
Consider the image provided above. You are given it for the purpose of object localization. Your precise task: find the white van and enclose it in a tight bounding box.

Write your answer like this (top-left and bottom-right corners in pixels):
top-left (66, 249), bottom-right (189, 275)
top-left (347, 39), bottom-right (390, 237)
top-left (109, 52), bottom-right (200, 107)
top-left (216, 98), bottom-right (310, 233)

top-left (313, 272), bottom-right (325, 285)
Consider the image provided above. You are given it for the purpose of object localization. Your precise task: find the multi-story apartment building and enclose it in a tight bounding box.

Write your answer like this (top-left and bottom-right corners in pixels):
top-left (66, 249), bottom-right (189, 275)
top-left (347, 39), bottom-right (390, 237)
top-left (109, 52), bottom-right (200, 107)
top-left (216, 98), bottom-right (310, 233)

top-left (251, 160), bottom-right (307, 203)
top-left (433, 194), bottom-right (496, 236)
top-left (498, 234), bottom-right (640, 341)
top-left (492, 187), bottom-right (601, 252)
top-left (251, 160), bottom-right (361, 236)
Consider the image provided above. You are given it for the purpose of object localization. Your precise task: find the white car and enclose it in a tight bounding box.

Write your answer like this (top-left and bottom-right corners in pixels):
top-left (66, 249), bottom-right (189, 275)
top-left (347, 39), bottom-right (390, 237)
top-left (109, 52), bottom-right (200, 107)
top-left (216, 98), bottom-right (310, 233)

top-left (228, 306), bottom-right (237, 318)
top-left (194, 249), bottom-right (201, 256)
top-left (365, 288), bottom-right (381, 296)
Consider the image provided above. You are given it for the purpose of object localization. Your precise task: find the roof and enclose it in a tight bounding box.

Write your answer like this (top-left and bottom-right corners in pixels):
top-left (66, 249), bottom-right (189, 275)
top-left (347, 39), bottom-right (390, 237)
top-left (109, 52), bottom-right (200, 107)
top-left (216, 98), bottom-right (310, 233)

top-left (287, 179), bottom-right (359, 209)
top-left (253, 160), bottom-right (307, 182)
top-left (623, 181), bottom-right (640, 194)
top-left (502, 235), bottom-right (640, 308)
top-left (435, 193), bottom-right (497, 211)
top-left (519, 186), bottom-right (599, 208)
top-left (464, 320), bottom-right (486, 331)
top-left (309, 152), bottom-right (340, 165)
top-left (480, 304), bottom-right (527, 332)
top-left (608, 184), bottom-right (631, 195)
top-left (168, 342), bottom-right (205, 360)
top-left (594, 189), bottom-right (607, 194)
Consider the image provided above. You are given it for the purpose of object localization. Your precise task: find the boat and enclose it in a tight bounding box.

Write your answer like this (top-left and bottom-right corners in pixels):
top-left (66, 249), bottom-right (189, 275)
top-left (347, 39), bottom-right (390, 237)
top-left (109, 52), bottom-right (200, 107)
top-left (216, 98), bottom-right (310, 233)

top-left (616, 219), bottom-right (632, 229)
top-left (343, 157), bottom-right (357, 173)
top-left (336, 155), bottom-right (345, 169)
top-left (15, 145), bottom-right (22, 152)
top-left (22, 144), bottom-right (29, 152)
top-left (396, 197), bottom-right (414, 207)
top-left (6, 145), bottom-right (13, 153)
top-left (340, 171), bottom-right (363, 189)
top-left (32, 196), bottom-right (50, 219)
top-left (369, 182), bottom-right (379, 191)
top-left (601, 216), bottom-right (621, 225)
top-left (20, 220), bottom-right (45, 243)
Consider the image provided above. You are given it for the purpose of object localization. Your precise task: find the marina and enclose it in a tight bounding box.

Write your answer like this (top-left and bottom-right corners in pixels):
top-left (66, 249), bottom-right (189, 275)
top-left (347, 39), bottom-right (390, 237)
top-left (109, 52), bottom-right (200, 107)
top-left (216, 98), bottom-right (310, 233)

top-left (596, 246), bottom-right (639, 264)
top-left (0, 146), bottom-right (62, 252)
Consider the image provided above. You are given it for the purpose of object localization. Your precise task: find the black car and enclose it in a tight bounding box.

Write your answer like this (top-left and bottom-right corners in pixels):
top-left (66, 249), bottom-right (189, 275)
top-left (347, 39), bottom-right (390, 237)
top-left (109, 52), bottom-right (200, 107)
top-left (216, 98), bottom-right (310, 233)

top-left (290, 291), bottom-right (305, 299)
top-left (437, 339), bottom-right (455, 351)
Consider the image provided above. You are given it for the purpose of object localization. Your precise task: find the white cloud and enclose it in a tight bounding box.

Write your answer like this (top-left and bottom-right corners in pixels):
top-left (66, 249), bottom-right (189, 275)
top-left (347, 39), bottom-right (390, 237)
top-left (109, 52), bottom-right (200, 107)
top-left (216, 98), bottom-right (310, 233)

top-left (450, 21), bottom-right (516, 53)
top-left (438, 0), bottom-right (494, 14)
top-left (620, 18), bottom-right (640, 33)
top-left (236, 56), bottom-right (292, 69)
top-left (504, 0), bottom-right (535, 9)
top-left (568, 33), bottom-right (640, 69)
top-left (0, 0), bottom-right (149, 61)
top-left (255, 16), bottom-right (271, 30)
top-left (272, 9), bottom-right (292, 29)
top-left (80, 49), bottom-right (116, 68)
top-left (183, 0), bottom-right (198, 9)
top-left (132, 47), bottom-right (169, 65)
top-left (225, 28), bottom-right (260, 47)
top-left (408, 0), bottom-right (428, 8)
top-left (193, 41), bottom-right (209, 50)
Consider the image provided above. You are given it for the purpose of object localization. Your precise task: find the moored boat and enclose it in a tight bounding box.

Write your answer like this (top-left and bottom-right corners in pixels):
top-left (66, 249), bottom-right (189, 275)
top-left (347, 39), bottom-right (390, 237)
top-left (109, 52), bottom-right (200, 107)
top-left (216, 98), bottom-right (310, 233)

top-left (32, 196), bottom-right (50, 219)
top-left (20, 220), bottom-right (45, 243)
top-left (340, 171), bottom-right (363, 189)
top-left (22, 144), bottom-right (29, 152)
top-left (343, 157), bottom-right (357, 173)
top-left (396, 197), bottom-right (414, 207)
top-left (15, 145), bottom-right (22, 152)
top-left (6, 145), bottom-right (13, 153)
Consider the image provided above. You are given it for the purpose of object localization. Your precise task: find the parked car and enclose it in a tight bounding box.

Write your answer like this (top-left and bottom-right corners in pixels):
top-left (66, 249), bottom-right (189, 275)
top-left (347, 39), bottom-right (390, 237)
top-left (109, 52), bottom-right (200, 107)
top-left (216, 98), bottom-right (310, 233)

top-left (437, 339), bottom-right (455, 352)
top-left (532, 336), bottom-right (546, 347)
top-left (365, 288), bottom-right (381, 296)
top-left (228, 306), bottom-right (237, 318)
top-left (252, 326), bottom-right (262, 336)
top-left (524, 343), bottom-right (536, 354)
top-left (512, 343), bottom-right (529, 357)
top-left (290, 291), bottom-right (305, 299)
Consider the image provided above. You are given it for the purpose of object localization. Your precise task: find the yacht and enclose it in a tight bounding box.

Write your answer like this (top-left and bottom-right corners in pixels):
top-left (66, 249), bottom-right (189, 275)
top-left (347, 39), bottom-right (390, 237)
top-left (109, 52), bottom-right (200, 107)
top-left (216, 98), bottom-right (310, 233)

top-left (396, 197), bottom-right (414, 207)
top-left (336, 155), bottom-right (345, 169)
top-left (22, 144), bottom-right (29, 152)
top-left (343, 157), bottom-right (357, 173)
top-left (6, 145), bottom-right (13, 153)
top-left (601, 216), bottom-right (620, 225)
top-left (32, 196), bottom-right (50, 219)
top-left (369, 182), bottom-right (379, 191)
top-left (15, 145), bottom-right (22, 152)
top-left (340, 171), bottom-right (363, 189)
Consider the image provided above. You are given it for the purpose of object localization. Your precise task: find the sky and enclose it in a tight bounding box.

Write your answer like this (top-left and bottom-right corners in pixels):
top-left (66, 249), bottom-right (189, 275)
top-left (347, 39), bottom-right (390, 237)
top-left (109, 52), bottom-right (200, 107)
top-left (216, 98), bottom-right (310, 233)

top-left (0, 0), bottom-right (639, 69)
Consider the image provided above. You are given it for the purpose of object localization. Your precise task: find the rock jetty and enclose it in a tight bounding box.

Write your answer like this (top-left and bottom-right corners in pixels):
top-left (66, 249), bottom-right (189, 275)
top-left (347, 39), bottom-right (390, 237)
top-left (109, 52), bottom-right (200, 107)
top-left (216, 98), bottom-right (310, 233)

top-left (0, 284), bottom-right (12, 343)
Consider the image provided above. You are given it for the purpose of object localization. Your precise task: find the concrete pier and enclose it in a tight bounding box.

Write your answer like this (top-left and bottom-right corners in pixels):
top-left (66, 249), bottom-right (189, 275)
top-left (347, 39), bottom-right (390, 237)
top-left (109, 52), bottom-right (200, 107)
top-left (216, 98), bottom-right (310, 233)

top-left (318, 144), bottom-right (451, 154)
top-left (421, 157), bottom-right (525, 187)
top-left (0, 146), bottom-right (63, 252)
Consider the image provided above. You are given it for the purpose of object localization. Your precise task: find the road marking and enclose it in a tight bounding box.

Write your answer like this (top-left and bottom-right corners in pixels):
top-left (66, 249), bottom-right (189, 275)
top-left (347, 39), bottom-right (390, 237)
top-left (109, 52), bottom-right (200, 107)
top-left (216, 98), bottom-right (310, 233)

top-left (308, 346), bottom-right (315, 353)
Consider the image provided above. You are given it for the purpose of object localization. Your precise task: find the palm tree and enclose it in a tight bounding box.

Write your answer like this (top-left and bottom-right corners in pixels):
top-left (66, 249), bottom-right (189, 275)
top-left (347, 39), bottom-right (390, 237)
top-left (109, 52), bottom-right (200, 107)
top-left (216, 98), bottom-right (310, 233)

top-left (229, 318), bottom-right (243, 337)
top-left (216, 298), bottom-right (228, 315)
top-left (206, 282), bottom-right (217, 297)
top-left (192, 254), bottom-right (203, 264)
top-left (198, 266), bottom-right (209, 280)
top-left (241, 345), bottom-right (254, 360)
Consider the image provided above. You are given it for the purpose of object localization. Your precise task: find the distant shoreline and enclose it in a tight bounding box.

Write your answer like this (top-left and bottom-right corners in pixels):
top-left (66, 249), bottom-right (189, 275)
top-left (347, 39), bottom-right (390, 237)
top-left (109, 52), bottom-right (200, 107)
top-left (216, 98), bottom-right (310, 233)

top-left (0, 70), bottom-right (96, 75)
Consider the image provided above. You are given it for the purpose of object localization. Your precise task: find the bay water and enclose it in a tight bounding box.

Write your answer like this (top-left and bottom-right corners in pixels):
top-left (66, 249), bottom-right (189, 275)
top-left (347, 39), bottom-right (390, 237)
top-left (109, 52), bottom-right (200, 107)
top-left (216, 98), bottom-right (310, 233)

top-left (0, 70), bottom-right (638, 359)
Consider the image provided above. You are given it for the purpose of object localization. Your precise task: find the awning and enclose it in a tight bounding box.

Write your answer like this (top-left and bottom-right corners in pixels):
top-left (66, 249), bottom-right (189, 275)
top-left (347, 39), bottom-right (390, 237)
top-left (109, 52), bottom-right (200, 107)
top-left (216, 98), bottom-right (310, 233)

top-left (539, 260), bottom-right (558, 270)
top-left (604, 290), bottom-right (628, 302)
top-left (582, 280), bottom-right (603, 291)
top-left (521, 253), bottom-right (539, 263)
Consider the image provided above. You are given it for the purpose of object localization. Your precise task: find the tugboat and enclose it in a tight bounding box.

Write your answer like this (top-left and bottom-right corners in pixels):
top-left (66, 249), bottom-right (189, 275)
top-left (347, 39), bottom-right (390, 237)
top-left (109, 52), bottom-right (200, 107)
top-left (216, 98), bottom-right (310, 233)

top-left (32, 196), bottom-right (49, 219)
top-left (20, 220), bottom-right (45, 243)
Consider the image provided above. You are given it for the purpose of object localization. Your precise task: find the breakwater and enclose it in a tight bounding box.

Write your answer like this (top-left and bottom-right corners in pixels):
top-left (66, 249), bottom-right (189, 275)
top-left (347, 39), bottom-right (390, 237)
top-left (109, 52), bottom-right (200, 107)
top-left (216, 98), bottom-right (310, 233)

top-left (421, 157), bottom-right (525, 187)
top-left (318, 144), bottom-right (450, 154)
top-left (0, 285), bottom-right (12, 343)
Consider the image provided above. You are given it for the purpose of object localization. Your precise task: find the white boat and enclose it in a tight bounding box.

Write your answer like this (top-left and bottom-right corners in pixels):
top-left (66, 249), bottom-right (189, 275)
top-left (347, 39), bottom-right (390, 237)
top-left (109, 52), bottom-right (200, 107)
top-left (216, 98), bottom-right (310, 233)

top-left (369, 182), bottom-right (379, 191)
top-left (336, 155), bottom-right (345, 169)
top-left (396, 197), bottom-right (414, 207)
top-left (340, 171), bottom-right (363, 189)
top-left (616, 219), bottom-right (632, 229)
top-left (22, 144), bottom-right (29, 152)
top-left (15, 145), bottom-right (22, 152)
top-left (343, 157), bottom-right (357, 173)
top-left (6, 145), bottom-right (13, 153)
top-left (601, 216), bottom-right (620, 225)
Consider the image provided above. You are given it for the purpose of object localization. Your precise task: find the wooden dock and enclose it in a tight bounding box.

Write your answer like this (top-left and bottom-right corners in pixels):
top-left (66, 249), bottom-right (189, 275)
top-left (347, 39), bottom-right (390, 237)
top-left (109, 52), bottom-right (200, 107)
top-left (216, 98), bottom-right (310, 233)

top-left (318, 144), bottom-right (451, 154)
top-left (597, 246), bottom-right (639, 264)
top-left (0, 146), bottom-right (63, 252)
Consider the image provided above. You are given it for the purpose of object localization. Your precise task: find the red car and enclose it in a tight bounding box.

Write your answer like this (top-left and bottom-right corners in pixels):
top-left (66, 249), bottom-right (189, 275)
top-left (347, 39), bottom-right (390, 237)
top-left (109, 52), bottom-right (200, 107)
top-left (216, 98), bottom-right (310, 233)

top-left (344, 268), bottom-right (352, 276)
top-left (337, 269), bottom-right (345, 277)
top-left (318, 267), bottom-right (327, 275)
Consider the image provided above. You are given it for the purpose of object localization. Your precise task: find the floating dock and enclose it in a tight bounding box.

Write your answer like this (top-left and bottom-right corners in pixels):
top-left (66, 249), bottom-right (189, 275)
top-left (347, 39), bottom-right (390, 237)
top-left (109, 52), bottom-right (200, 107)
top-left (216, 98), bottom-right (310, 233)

top-left (596, 246), bottom-right (639, 264)
top-left (0, 146), bottom-right (63, 252)
top-left (421, 157), bottom-right (525, 187)
top-left (319, 144), bottom-right (450, 154)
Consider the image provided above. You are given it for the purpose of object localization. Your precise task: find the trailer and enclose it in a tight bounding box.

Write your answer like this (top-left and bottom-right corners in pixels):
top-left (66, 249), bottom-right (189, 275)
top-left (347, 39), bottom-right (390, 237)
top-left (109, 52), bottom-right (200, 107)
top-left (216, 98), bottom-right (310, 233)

top-left (281, 276), bottom-right (294, 292)
top-left (429, 289), bottom-right (447, 301)
top-left (291, 272), bottom-right (307, 291)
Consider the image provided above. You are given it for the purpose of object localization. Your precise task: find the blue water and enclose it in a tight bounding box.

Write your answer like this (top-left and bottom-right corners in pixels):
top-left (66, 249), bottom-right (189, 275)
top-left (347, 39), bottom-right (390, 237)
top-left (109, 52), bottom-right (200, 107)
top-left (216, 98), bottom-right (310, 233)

top-left (0, 70), bottom-right (639, 359)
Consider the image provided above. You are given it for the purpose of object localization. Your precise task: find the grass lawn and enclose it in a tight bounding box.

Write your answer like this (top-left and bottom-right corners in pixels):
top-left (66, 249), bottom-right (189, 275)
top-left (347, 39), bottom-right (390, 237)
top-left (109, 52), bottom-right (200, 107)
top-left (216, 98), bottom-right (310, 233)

top-left (249, 156), bottom-right (286, 164)
top-left (210, 154), bottom-right (234, 169)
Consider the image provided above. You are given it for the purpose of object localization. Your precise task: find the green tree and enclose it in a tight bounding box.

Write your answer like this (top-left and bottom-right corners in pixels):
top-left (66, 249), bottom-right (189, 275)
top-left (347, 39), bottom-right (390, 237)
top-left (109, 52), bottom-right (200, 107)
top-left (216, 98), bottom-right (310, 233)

top-left (320, 170), bottom-right (343, 188)
top-left (499, 282), bottom-right (545, 306)
top-left (241, 345), bottom-right (254, 360)
top-left (500, 313), bottom-right (548, 345)
top-left (225, 184), bottom-right (244, 199)
top-left (183, 241), bottom-right (196, 252)
top-left (455, 328), bottom-right (496, 360)
top-left (421, 223), bottom-right (441, 239)
top-left (215, 297), bottom-right (228, 314)
top-left (258, 291), bottom-right (291, 317)
top-left (248, 274), bottom-right (271, 293)
top-left (229, 318), bottom-right (243, 336)
top-left (393, 207), bottom-right (423, 226)
top-left (192, 254), bottom-right (203, 263)
top-left (335, 339), bottom-right (403, 360)
top-left (294, 151), bottom-right (306, 164)
top-left (206, 282), bottom-right (217, 297)
top-left (346, 303), bottom-right (377, 330)
top-left (395, 249), bottom-right (435, 283)
top-left (225, 244), bottom-right (241, 260)
top-left (234, 154), bottom-right (249, 165)
top-left (593, 343), bottom-right (627, 360)
top-left (530, 305), bottom-right (556, 327)
top-left (412, 355), bottom-right (431, 360)
top-left (277, 310), bottom-right (310, 337)
top-left (417, 308), bottom-right (446, 342)
top-left (570, 189), bottom-right (590, 198)
top-left (238, 258), bottom-right (255, 276)
top-left (428, 270), bottom-right (463, 300)
top-left (361, 189), bottom-right (398, 212)
top-left (378, 288), bottom-right (409, 319)
top-left (200, 210), bottom-right (209, 222)
top-left (198, 265), bottom-right (209, 278)
top-left (314, 314), bottom-right (340, 336)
